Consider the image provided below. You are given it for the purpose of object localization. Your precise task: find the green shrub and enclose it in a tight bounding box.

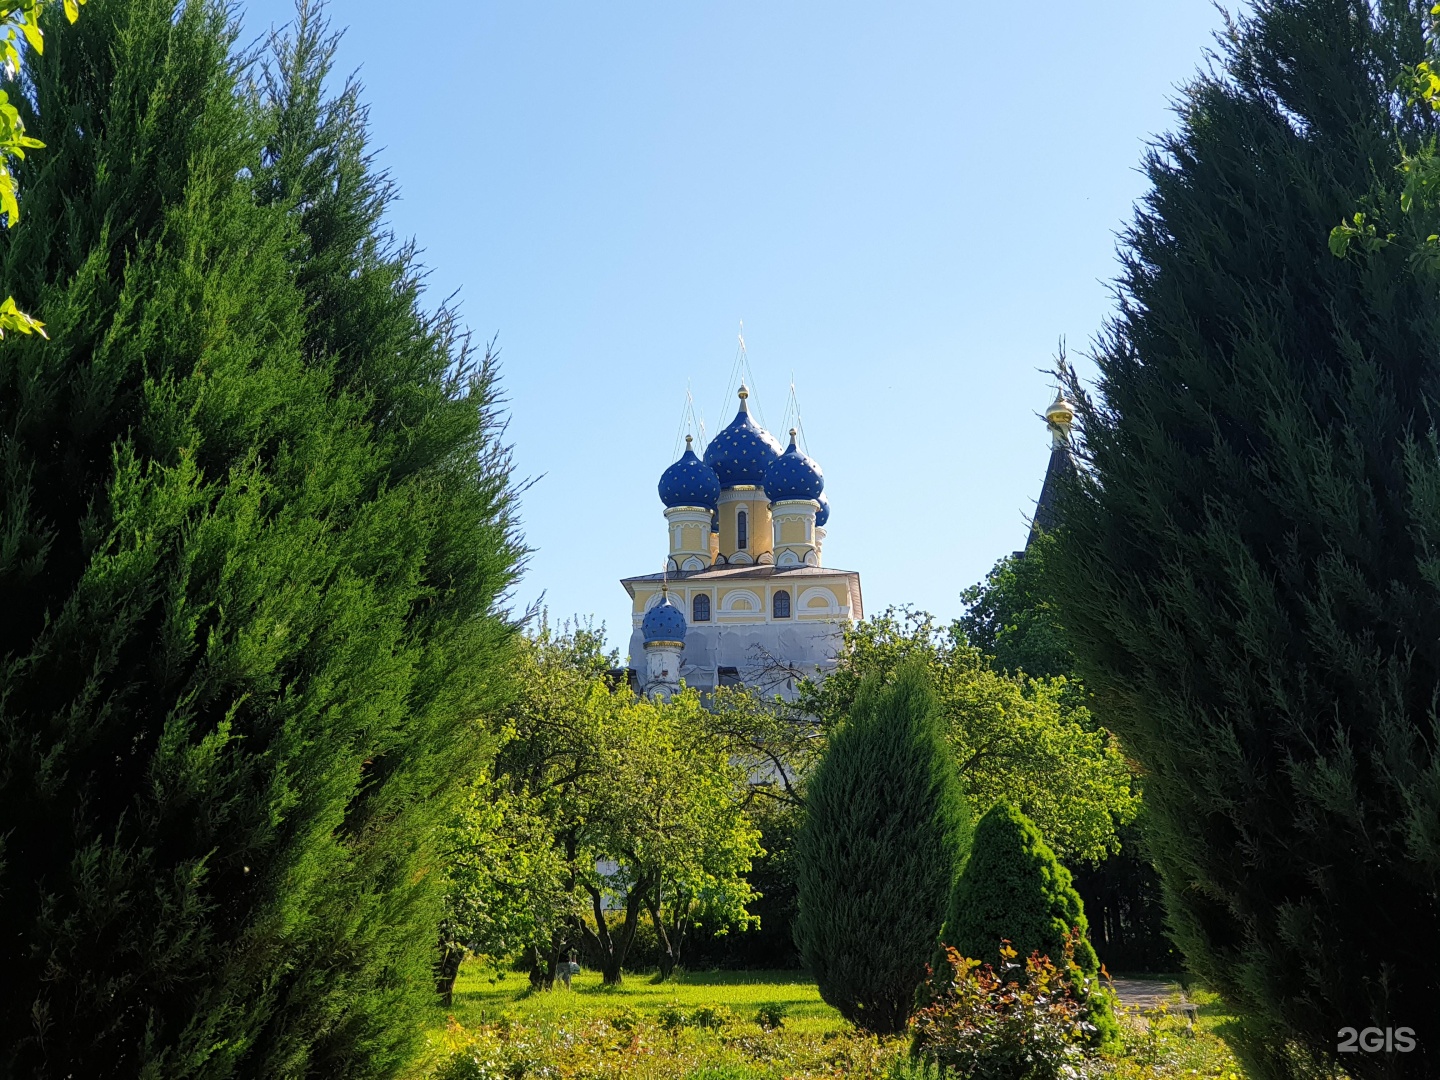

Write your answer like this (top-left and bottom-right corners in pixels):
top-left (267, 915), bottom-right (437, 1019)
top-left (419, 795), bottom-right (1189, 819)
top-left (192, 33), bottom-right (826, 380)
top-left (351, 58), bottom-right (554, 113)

top-left (910, 943), bottom-right (1091, 1080)
top-left (690, 1005), bottom-right (732, 1030)
top-left (794, 662), bottom-right (972, 1035)
top-left (754, 1002), bottom-right (787, 1030)
top-left (884, 1057), bottom-right (948, 1080)
top-left (607, 1006), bottom-right (641, 1032)
top-left (942, 802), bottom-right (1097, 973)
top-left (941, 802), bottom-right (1117, 1045)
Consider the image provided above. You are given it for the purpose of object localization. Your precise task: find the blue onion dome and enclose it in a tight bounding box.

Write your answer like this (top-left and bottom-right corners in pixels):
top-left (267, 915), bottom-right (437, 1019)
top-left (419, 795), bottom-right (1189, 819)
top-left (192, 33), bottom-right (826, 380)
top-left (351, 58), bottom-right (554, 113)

top-left (702, 385), bottom-right (783, 488)
top-left (815, 492), bottom-right (830, 528)
top-left (642, 591), bottom-right (687, 644)
top-left (765, 428), bottom-right (824, 502)
top-left (658, 435), bottom-right (721, 509)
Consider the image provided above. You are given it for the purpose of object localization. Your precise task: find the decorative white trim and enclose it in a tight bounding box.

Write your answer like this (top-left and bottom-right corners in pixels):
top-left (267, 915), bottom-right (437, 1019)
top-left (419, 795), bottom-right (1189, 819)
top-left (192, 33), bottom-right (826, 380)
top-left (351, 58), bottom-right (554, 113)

top-left (777, 549), bottom-right (800, 566)
top-left (719, 589), bottom-right (762, 613)
top-left (729, 551), bottom-right (754, 565)
top-left (798, 586), bottom-right (841, 615)
top-left (681, 556), bottom-right (705, 572)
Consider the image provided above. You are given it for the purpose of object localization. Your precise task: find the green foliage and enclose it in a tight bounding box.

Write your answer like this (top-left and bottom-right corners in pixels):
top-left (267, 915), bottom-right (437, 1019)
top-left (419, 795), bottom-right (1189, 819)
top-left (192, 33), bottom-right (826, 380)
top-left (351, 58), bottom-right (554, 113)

top-left (940, 803), bottom-right (1118, 1047)
top-left (1052, 0), bottom-right (1440, 1075)
top-left (754, 1002), bottom-right (787, 1030)
top-left (794, 662), bottom-right (972, 1035)
top-left (0, 0), bottom-right (522, 1073)
top-left (441, 777), bottom-right (570, 975)
top-left (465, 625), bottom-right (762, 985)
top-left (959, 532), bottom-right (1074, 681)
top-left (0, 0), bottom-right (83, 338)
top-left (426, 964), bottom-right (1247, 1079)
top-left (943, 802), bottom-right (1099, 977)
top-left (911, 942), bottom-right (1094, 1080)
top-left (801, 608), bottom-right (1138, 861)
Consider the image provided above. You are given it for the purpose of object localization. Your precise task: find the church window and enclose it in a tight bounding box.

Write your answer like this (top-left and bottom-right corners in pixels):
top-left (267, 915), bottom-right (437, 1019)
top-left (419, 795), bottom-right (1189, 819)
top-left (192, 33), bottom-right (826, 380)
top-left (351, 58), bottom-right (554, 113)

top-left (773, 590), bottom-right (791, 619)
top-left (737, 508), bottom-right (748, 549)
top-left (692, 594), bottom-right (711, 622)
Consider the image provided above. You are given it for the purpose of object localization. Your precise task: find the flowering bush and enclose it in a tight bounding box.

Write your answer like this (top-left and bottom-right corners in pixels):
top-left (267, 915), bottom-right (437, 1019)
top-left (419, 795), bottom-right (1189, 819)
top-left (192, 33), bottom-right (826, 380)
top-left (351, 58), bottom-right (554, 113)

top-left (910, 941), bottom-right (1094, 1080)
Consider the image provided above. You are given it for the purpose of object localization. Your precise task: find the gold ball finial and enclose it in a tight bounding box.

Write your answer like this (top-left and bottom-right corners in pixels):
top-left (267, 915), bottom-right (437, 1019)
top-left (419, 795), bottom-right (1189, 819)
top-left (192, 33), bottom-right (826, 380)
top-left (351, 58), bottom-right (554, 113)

top-left (1045, 390), bottom-right (1075, 427)
top-left (738, 384), bottom-right (749, 400)
top-left (685, 434), bottom-right (693, 447)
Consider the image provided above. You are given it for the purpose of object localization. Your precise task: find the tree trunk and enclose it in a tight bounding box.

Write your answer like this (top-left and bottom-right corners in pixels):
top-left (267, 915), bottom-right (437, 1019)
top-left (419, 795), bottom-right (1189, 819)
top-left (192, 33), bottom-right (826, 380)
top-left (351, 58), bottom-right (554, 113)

top-left (435, 943), bottom-right (465, 1007)
top-left (647, 889), bottom-right (677, 980)
top-left (580, 876), bottom-right (650, 985)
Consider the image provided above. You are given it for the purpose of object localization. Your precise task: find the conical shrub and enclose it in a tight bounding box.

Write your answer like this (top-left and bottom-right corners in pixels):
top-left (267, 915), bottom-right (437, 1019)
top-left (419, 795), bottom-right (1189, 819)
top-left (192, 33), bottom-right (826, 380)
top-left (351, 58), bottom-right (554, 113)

top-left (941, 802), bottom-right (1117, 1045)
top-left (794, 662), bottom-right (971, 1035)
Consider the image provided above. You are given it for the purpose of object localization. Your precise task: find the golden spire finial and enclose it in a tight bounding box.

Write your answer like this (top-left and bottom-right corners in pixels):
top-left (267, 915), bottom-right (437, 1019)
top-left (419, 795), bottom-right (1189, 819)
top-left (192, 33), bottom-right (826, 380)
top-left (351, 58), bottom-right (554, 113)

top-left (737, 383), bottom-right (749, 412)
top-left (1045, 389), bottom-right (1075, 449)
top-left (1046, 389), bottom-right (1074, 426)
top-left (685, 434), bottom-right (693, 448)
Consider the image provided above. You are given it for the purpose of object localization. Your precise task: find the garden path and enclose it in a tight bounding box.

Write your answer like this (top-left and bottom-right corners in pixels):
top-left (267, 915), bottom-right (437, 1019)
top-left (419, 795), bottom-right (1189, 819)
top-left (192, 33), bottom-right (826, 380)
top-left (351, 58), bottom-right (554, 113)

top-left (1110, 978), bottom-right (1189, 1011)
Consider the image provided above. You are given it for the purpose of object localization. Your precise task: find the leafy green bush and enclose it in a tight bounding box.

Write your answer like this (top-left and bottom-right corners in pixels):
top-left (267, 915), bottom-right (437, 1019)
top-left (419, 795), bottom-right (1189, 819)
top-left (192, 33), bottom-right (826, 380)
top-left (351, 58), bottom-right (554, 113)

top-left (608, 1006), bottom-right (642, 1032)
top-left (794, 662), bottom-right (972, 1035)
top-left (754, 1002), bottom-right (787, 1030)
top-left (911, 943), bottom-right (1091, 1080)
top-left (690, 1005), bottom-right (732, 1030)
top-left (883, 1057), bottom-right (947, 1080)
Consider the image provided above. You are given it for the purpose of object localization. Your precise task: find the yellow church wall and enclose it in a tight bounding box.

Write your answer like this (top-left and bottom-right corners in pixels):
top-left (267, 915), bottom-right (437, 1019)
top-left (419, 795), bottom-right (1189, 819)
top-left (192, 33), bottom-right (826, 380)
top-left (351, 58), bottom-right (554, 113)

top-left (633, 579), bottom-right (852, 622)
top-left (717, 488), bottom-right (773, 560)
top-left (778, 518), bottom-right (806, 545)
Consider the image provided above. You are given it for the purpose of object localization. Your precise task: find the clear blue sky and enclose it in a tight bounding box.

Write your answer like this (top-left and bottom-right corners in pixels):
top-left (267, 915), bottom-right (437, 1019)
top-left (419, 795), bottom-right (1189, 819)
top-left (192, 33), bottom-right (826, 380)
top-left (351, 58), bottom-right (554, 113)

top-left (239, 1), bottom-right (1227, 653)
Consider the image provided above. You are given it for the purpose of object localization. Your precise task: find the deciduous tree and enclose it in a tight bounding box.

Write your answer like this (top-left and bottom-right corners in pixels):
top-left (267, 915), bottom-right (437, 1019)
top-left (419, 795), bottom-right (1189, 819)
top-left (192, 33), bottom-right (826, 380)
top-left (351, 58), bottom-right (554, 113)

top-left (802, 609), bottom-right (1137, 861)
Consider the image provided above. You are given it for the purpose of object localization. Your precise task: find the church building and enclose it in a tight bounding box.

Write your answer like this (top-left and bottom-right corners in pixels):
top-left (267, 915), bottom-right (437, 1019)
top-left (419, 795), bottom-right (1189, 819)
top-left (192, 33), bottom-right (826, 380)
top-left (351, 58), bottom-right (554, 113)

top-left (621, 385), bottom-right (862, 698)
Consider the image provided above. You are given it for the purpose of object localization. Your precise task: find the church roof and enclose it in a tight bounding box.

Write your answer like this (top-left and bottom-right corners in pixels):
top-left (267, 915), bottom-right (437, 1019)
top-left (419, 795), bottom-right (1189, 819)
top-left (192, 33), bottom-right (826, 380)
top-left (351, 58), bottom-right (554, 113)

top-left (641, 593), bottom-right (688, 643)
top-left (1027, 439), bottom-right (1073, 547)
top-left (658, 436), bottom-right (721, 509)
top-left (703, 385), bottom-right (783, 487)
top-left (764, 430), bottom-right (824, 502)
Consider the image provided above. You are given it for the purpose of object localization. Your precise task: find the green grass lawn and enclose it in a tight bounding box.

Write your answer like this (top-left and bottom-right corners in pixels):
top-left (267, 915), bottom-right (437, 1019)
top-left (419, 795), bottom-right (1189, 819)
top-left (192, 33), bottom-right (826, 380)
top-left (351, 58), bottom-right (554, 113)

top-left (415, 961), bottom-right (1249, 1080)
top-left (439, 965), bottom-right (847, 1037)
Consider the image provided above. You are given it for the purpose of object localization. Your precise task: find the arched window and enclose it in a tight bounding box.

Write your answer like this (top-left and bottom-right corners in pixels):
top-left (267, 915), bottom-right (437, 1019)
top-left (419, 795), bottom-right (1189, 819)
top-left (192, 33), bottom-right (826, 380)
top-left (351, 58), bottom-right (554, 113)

top-left (692, 594), bottom-right (711, 622)
top-left (737, 508), bottom-right (748, 550)
top-left (773, 590), bottom-right (791, 619)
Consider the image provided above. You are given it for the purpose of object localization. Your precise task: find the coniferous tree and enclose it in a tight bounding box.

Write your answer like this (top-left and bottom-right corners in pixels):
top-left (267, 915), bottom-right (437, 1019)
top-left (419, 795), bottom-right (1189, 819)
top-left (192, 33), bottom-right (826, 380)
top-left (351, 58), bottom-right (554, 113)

top-left (941, 802), bottom-right (1117, 1046)
top-left (0, 0), bottom-right (522, 1074)
top-left (794, 662), bottom-right (971, 1035)
top-left (1051, 1), bottom-right (1440, 1076)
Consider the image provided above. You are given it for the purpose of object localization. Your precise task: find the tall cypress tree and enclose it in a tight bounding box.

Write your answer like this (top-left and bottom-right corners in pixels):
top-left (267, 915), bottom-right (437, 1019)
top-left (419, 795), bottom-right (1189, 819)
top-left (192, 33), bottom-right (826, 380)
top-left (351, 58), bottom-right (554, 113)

top-left (1051, 2), bottom-right (1440, 1077)
top-left (0, 0), bottom-right (522, 1074)
top-left (794, 662), bottom-right (971, 1036)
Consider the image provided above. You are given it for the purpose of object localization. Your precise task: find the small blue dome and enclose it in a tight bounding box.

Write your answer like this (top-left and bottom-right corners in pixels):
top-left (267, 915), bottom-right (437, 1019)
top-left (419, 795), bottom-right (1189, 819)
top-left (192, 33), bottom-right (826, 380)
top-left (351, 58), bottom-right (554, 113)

top-left (642, 593), bottom-right (687, 644)
top-left (658, 436), bottom-right (721, 510)
top-left (765, 430), bottom-right (824, 502)
top-left (816, 492), bottom-right (830, 528)
top-left (703, 386), bottom-right (783, 488)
